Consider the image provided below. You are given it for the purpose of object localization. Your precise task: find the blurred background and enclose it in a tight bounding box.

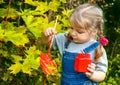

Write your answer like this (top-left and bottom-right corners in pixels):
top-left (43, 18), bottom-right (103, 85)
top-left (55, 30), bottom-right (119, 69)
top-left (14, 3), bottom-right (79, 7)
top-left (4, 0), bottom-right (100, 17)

top-left (0, 0), bottom-right (120, 85)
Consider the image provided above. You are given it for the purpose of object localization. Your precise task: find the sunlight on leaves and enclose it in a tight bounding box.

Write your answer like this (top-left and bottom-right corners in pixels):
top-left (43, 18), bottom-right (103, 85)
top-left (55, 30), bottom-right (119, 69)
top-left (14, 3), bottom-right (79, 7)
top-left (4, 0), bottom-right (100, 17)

top-left (25, 0), bottom-right (39, 6)
top-left (49, 1), bottom-right (60, 11)
top-left (8, 62), bottom-right (22, 74)
top-left (11, 55), bottom-right (23, 62)
top-left (4, 30), bottom-right (29, 46)
top-left (21, 46), bottom-right (40, 75)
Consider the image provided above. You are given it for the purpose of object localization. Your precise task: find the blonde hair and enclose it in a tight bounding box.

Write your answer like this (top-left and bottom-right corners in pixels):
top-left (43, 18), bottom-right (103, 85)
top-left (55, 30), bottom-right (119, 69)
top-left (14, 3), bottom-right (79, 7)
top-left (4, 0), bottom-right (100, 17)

top-left (68, 3), bottom-right (104, 61)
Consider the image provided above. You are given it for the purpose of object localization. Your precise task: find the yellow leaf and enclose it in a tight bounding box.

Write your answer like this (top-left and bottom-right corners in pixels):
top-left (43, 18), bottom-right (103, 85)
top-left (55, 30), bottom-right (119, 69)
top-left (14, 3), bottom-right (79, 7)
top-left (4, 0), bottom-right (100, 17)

top-left (11, 55), bottom-right (23, 62)
top-left (21, 66), bottom-right (32, 75)
top-left (8, 62), bottom-right (22, 74)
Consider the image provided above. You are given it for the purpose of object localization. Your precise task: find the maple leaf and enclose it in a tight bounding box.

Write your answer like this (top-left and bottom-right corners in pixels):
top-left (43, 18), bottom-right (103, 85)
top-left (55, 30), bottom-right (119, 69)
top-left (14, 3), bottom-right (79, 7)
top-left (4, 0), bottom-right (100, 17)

top-left (8, 62), bottom-right (22, 75)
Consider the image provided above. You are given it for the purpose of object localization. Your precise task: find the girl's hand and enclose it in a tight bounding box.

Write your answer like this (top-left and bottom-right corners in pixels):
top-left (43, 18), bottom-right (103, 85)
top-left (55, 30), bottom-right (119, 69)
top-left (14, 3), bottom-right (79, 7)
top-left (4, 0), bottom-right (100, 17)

top-left (85, 63), bottom-right (106, 82)
top-left (85, 63), bottom-right (96, 78)
top-left (42, 27), bottom-right (56, 43)
top-left (43, 27), bottom-right (56, 37)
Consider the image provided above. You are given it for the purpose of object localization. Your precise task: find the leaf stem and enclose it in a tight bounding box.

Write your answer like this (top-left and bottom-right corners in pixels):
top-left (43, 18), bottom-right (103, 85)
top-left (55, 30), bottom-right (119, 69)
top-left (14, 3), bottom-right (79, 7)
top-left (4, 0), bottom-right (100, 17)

top-left (3, 0), bottom-right (12, 34)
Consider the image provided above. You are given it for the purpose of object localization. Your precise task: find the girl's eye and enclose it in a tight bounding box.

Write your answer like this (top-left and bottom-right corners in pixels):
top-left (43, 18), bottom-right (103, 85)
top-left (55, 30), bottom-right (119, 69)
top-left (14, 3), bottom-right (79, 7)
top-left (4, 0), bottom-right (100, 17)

top-left (70, 27), bottom-right (73, 29)
top-left (77, 31), bottom-right (84, 34)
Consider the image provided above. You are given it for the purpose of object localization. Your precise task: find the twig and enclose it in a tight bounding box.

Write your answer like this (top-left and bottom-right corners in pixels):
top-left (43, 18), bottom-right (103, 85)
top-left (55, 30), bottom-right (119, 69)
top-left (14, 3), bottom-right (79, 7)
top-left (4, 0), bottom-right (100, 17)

top-left (48, 16), bottom-right (58, 55)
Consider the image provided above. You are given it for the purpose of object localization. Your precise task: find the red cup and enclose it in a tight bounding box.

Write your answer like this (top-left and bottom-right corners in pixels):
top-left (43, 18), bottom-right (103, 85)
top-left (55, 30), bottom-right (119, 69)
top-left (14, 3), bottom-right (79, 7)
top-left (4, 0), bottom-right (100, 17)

top-left (74, 53), bottom-right (92, 72)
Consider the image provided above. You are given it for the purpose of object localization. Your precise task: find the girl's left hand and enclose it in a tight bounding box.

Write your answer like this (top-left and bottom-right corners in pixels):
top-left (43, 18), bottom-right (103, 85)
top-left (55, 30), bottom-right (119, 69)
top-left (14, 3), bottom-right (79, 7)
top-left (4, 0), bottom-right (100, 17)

top-left (85, 63), bottom-right (96, 78)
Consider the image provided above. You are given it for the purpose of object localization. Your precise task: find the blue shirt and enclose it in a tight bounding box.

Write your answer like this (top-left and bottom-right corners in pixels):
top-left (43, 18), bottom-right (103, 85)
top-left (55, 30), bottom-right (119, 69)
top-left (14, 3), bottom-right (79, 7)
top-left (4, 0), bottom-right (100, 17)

top-left (52, 32), bottom-right (108, 73)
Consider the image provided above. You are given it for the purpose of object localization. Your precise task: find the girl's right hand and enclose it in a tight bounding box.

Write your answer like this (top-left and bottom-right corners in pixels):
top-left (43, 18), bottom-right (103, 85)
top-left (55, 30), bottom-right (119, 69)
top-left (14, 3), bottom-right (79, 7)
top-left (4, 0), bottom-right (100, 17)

top-left (42, 27), bottom-right (56, 44)
top-left (43, 27), bottom-right (56, 37)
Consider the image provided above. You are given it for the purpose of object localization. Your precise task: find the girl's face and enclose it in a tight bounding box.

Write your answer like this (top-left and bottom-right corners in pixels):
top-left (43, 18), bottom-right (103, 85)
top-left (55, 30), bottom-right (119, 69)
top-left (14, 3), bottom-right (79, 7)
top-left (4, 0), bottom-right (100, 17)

top-left (69, 27), bottom-right (94, 43)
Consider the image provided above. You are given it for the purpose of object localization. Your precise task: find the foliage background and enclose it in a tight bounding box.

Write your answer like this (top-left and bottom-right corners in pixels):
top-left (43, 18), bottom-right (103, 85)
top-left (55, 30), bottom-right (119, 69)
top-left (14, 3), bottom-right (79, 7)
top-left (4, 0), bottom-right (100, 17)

top-left (0, 0), bottom-right (120, 85)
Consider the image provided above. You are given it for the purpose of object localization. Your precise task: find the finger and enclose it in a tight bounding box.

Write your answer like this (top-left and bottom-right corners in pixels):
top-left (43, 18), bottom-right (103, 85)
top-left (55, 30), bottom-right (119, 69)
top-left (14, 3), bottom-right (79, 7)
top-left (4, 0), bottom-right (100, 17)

top-left (87, 67), bottom-right (95, 73)
top-left (50, 28), bottom-right (56, 34)
top-left (43, 28), bottom-right (50, 37)
top-left (88, 63), bottom-right (96, 70)
top-left (88, 65), bottom-right (95, 71)
top-left (85, 72), bottom-right (91, 77)
top-left (44, 29), bottom-right (51, 37)
top-left (44, 28), bottom-right (56, 37)
top-left (90, 63), bottom-right (96, 67)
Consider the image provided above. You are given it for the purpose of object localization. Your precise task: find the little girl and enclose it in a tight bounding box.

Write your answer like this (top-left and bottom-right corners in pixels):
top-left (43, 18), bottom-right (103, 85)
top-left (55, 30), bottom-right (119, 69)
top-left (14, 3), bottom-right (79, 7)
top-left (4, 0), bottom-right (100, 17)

top-left (43, 3), bottom-right (108, 85)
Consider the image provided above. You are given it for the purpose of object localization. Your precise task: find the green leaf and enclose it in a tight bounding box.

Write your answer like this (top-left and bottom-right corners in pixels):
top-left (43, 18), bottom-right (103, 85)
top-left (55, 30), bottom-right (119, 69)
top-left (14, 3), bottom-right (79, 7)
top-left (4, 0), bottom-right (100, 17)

top-left (4, 26), bottom-right (29, 46)
top-left (4, 31), bottom-right (28, 46)
top-left (22, 56), bottom-right (39, 74)
top-left (48, 1), bottom-right (60, 11)
top-left (25, 0), bottom-right (40, 6)
top-left (61, 17), bottom-right (69, 27)
top-left (0, 8), bottom-right (19, 19)
top-left (22, 46), bottom-right (40, 75)
top-left (22, 58), bottom-right (32, 75)
top-left (0, 0), bottom-right (4, 4)
top-left (0, 8), bottom-right (7, 18)
top-left (21, 9), bottom-right (43, 16)
top-left (35, 2), bottom-right (48, 14)
top-left (0, 49), bottom-right (8, 57)
top-left (0, 24), bottom-right (4, 39)
top-left (8, 62), bottom-right (22, 74)
top-left (5, 22), bottom-right (16, 30)
top-left (25, 46), bottom-right (40, 55)
top-left (62, 9), bottom-right (73, 17)
top-left (22, 15), bottom-right (49, 38)
top-left (11, 55), bottom-right (23, 62)
top-left (2, 71), bottom-right (12, 81)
